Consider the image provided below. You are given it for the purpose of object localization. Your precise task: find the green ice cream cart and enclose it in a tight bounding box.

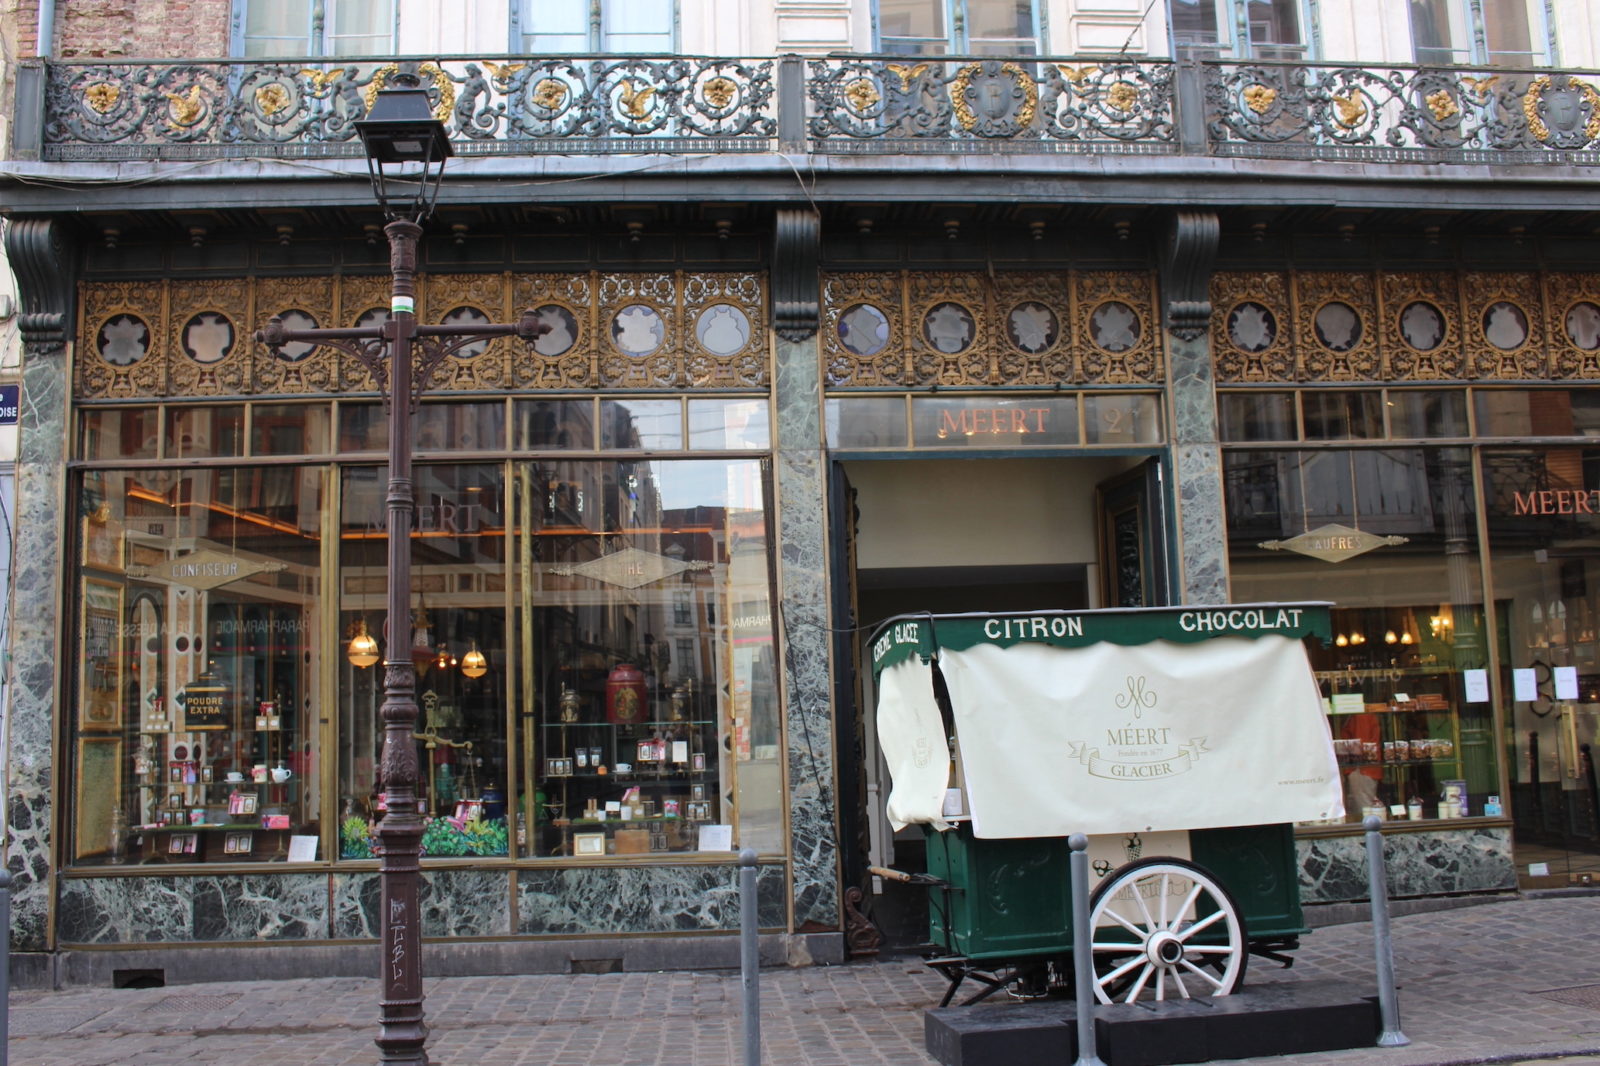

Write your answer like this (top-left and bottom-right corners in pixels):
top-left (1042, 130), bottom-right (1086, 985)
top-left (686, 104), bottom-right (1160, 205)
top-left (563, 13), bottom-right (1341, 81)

top-left (868, 604), bottom-right (1340, 1006)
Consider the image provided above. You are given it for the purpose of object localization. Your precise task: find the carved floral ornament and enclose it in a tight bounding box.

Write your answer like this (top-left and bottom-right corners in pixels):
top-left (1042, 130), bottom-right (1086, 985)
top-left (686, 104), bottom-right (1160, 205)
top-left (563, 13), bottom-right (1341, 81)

top-left (82, 82), bottom-right (120, 113)
top-left (364, 62), bottom-right (456, 123)
top-left (1523, 74), bottom-right (1600, 145)
top-left (75, 271), bottom-right (769, 400)
top-left (1242, 84), bottom-right (1277, 115)
top-left (1211, 271), bottom-right (1600, 383)
top-left (952, 62), bottom-right (1039, 133)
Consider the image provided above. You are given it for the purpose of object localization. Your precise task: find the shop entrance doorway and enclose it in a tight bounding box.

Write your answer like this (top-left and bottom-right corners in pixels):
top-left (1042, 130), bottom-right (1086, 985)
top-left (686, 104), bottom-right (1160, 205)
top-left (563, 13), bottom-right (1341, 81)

top-left (830, 455), bottom-right (1169, 951)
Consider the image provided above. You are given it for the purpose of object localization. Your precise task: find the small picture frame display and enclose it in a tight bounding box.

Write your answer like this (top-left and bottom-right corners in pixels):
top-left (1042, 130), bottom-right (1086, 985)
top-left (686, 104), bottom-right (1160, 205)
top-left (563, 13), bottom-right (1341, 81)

top-left (690, 784), bottom-right (706, 801)
top-left (228, 792), bottom-right (258, 817)
top-left (685, 801), bottom-right (711, 822)
top-left (690, 752), bottom-right (706, 772)
top-left (224, 832), bottom-right (253, 855)
top-left (573, 832), bottom-right (606, 856)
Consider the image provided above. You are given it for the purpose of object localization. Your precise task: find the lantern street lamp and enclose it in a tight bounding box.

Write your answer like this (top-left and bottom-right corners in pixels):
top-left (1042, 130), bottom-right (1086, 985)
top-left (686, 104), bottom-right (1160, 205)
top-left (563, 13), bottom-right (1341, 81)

top-left (256, 69), bottom-right (544, 1066)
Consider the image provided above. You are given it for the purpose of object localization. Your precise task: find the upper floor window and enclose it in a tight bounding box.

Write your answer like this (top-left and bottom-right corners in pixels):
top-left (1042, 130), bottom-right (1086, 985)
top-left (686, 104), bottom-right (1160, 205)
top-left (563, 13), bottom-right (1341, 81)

top-left (1169, 0), bottom-right (1307, 60)
top-left (877, 0), bottom-right (1040, 56)
top-left (518, 0), bottom-right (676, 54)
top-left (1410, 0), bottom-right (1547, 67)
top-left (236, 0), bottom-right (395, 57)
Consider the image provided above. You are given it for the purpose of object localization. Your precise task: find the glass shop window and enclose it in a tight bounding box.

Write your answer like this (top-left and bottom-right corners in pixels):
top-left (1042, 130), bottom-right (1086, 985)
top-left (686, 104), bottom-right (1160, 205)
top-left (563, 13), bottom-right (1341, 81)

top-left (337, 463), bottom-right (511, 860)
top-left (521, 0), bottom-right (675, 53)
top-left (1482, 446), bottom-right (1600, 883)
top-left (1224, 446), bottom-right (1500, 826)
top-left (1219, 392), bottom-right (1297, 442)
top-left (516, 457), bottom-right (782, 858)
top-left (1477, 390), bottom-right (1600, 439)
top-left (239, 0), bottom-right (395, 57)
top-left (70, 466), bottom-right (325, 866)
top-left (81, 408), bottom-right (159, 462)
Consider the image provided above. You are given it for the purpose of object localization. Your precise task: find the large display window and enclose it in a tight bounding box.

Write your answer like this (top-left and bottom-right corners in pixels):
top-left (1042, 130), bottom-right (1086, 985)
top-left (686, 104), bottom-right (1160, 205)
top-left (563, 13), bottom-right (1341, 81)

top-left (72, 463), bottom-right (325, 865)
top-left (1225, 445), bottom-right (1500, 824)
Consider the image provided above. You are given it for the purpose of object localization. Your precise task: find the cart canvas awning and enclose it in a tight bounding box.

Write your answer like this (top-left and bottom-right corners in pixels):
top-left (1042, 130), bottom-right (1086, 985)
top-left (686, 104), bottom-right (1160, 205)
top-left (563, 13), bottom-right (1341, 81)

top-left (872, 605), bottom-right (1344, 838)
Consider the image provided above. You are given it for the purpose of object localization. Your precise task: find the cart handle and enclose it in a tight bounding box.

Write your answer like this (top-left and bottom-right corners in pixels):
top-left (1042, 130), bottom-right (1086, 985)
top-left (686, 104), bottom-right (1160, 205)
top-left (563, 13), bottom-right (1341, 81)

top-left (869, 865), bottom-right (949, 888)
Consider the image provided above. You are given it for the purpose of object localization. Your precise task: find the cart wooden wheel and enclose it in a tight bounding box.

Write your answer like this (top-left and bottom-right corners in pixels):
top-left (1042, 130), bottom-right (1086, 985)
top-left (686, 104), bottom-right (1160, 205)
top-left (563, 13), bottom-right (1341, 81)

top-left (1087, 858), bottom-right (1247, 1004)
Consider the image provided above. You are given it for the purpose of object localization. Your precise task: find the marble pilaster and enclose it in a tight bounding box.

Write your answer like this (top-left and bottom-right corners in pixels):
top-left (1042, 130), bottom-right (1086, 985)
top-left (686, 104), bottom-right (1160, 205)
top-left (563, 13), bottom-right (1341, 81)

top-left (1297, 826), bottom-right (1515, 904)
top-left (333, 868), bottom-right (512, 939)
top-left (4, 219), bottom-right (74, 952)
top-left (773, 332), bottom-right (839, 932)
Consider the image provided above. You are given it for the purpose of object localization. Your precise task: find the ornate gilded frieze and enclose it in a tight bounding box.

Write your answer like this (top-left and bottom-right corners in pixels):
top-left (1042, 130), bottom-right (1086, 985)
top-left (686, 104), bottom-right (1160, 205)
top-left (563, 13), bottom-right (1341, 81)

top-left (822, 270), bottom-right (1159, 389)
top-left (252, 276), bottom-right (338, 395)
top-left (1544, 273), bottom-right (1600, 379)
top-left (1294, 273), bottom-right (1379, 383)
top-left (78, 280), bottom-right (167, 398)
top-left (166, 277), bottom-right (250, 396)
top-left (1213, 270), bottom-right (1597, 384)
top-left (1464, 273), bottom-right (1547, 380)
top-left (1211, 273), bottom-right (1295, 383)
top-left (76, 271), bottom-right (770, 401)
top-left (1379, 273), bottom-right (1463, 381)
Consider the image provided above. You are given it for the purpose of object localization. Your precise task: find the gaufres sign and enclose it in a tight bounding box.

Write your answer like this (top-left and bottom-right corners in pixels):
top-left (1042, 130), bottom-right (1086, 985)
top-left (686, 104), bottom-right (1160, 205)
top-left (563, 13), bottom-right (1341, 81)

top-left (873, 605), bottom-right (1342, 838)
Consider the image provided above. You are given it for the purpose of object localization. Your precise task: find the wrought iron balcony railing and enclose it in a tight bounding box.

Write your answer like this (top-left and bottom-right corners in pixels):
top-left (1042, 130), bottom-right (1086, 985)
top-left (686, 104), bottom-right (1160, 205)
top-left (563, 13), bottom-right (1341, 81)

top-left (22, 52), bottom-right (1600, 165)
top-left (1206, 60), bottom-right (1600, 163)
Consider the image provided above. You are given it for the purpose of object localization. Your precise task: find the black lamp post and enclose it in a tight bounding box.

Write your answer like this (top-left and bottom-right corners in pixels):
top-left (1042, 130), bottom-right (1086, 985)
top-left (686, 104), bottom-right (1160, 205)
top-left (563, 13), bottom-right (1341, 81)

top-left (256, 71), bottom-right (543, 1066)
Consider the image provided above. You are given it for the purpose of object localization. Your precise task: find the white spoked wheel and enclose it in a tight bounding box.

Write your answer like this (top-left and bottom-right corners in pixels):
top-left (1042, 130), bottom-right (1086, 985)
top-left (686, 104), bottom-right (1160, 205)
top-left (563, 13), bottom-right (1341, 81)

top-left (1087, 858), bottom-right (1246, 1005)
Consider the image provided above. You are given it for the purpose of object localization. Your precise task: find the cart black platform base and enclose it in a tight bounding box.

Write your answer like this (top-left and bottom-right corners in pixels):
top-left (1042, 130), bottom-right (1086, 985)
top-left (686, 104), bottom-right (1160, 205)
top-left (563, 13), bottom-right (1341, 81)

top-left (925, 979), bottom-right (1379, 1066)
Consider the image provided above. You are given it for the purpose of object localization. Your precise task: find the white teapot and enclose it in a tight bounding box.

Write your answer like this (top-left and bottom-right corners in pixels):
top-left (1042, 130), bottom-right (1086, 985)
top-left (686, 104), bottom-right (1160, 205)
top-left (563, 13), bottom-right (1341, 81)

top-left (270, 764), bottom-right (293, 784)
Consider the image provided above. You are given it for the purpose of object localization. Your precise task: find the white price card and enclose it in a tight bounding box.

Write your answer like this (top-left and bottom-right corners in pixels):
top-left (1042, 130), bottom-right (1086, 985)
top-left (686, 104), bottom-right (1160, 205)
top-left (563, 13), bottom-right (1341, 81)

top-left (1463, 669), bottom-right (1489, 703)
top-left (1513, 668), bottom-right (1537, 701)
top-left (1555, 666), bottom-right (1579, 700)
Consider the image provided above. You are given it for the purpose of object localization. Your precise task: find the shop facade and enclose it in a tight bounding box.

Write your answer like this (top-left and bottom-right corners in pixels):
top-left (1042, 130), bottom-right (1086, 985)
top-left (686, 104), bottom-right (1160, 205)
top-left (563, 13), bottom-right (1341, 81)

top-left (5, 36), bottom-right (1600, 982)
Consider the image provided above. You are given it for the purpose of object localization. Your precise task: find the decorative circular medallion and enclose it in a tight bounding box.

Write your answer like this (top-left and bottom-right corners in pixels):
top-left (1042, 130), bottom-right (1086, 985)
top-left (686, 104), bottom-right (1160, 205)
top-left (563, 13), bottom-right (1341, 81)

top-left (1399, 301), bottom-right (1445, 351)
top-left (1313, 301), bottom-right (1362, 352)
top-left (443, 306), bottom-right (492, 359)
top-left (838, 304), bottom-right (889, 357)
top-left (355, 307), bottom-right (390, 330)
top-left (533, 305), bottom-right (579, 356)
top-left (1566, 302), bottom-right (1600, 350)
top-left (923, 302), bottom-right (976, 354)
top-left (272, 309), bottom-right (318, 362)
top-left (97, 313), bottom-right (151, 367)
top-left (1483, 301), bottom-right (1529, 350)
top-left (1227, 302), bottom-right (1277, 352)
top-left (174, 634), bottom-right (190, 653)
top-left (182, 312), bottom-right (236, 364)
top-left (1006, 302), bottom-right (1058, 353)
top-left (1089, 301), bottom-right (1141, 352)
top-left (695, 304), bottom-right (751, 356)
top-left (612, 304), bottom-right (665, 356)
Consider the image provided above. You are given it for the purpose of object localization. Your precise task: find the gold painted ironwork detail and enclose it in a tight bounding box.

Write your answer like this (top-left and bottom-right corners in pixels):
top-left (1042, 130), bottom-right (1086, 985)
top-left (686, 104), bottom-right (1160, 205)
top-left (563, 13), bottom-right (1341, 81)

top-left (255, 83), bottom-right (291, 117)
top-left (532, 77), bottom-right (568, 110)
top-left (823, 270), bottom-right (1156, 389)
top-left (1425, 90), bottom-right (1458, 122)
top-left (1295, 272), bottom-right (1379, 382)
top-left (1332, 92), bottom-right (1367, 128)
top-left (1211, 272), bottom-right (1294, 383)
top-left (1260, 524), bottom-right (1407, 563)
top-left (1523, 74), bottom-right (1600, 144)
top-left (1056, 64), bottom-right (1100, 86)
top-left (83, 82), bottom-right (120, 114)
top-left (952, 63), bottom-right (1038, 132)
top-left (365, 63), bottom-right (456, 123)
top-left (702, 76), bottom-right (738, 109)
top-left (163, 86), bottom-right (205, 128)
top-left (1106, 81), bottom-right (1138, 114)
top-left (79, 272), bottom-right (767, 401)
top-left (887, 64), bottom-right (931, 91)
top-left (617, 79), bottom-right (658, 120)
top-left (845, 77), bottom-right (880, 113)
top-left (1379, 272), bottom-right (1461, 381)
top-left (1243, 84), bottom-right (1276, 114)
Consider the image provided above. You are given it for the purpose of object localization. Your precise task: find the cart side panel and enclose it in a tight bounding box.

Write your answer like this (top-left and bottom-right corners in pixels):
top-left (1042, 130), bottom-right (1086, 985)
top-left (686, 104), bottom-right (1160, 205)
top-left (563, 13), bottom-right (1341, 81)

top-left (926, 827), bottom-right (1073, 960)
top-left (1188, 823), bottom-right (1307, 940)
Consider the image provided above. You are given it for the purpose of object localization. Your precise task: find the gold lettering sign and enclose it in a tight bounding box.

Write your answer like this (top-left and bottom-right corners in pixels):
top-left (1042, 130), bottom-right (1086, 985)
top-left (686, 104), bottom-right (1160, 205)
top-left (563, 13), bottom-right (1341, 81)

top-left (1258, 523), bottom-right (1407, 563)
top-left (1513, 489), bottom-right (1600, 516)
top-left (179, 674), bottom-right (229, 731)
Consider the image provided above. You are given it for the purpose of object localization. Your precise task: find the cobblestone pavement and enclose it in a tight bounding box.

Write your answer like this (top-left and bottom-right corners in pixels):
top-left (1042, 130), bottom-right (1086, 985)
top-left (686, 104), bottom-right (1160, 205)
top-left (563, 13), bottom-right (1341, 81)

top-left (7, 895), bottom-right (1600, 1066)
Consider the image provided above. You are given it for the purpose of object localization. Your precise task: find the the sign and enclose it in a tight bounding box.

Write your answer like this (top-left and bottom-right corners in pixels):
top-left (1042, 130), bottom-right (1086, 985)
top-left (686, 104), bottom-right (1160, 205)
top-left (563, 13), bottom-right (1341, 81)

top-left (176, 673), bottom-right (229, 731)
top-left (875, 606), bottom-right (1342, 838)
top-left (165, 550), bottom-right (287, 590)
top-left (1513, 490), bottom-right (1600, 516)
top-left (1259, 523), bottom-right (1407, 563)
top-left (0, 384), bottom-right (18, 426)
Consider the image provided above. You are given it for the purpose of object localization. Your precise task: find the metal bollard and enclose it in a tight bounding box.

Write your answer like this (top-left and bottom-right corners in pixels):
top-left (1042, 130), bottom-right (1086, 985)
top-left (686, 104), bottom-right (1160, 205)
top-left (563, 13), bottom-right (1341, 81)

top-left (1067, 835), bottom-right (1106, 1066)
top-left (739, 848), bottom-right (761, 1066)
top-left (0, 867), bottom-right (11, 1066)
top-left (1362, 816), bottom-right (1410, 1048)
